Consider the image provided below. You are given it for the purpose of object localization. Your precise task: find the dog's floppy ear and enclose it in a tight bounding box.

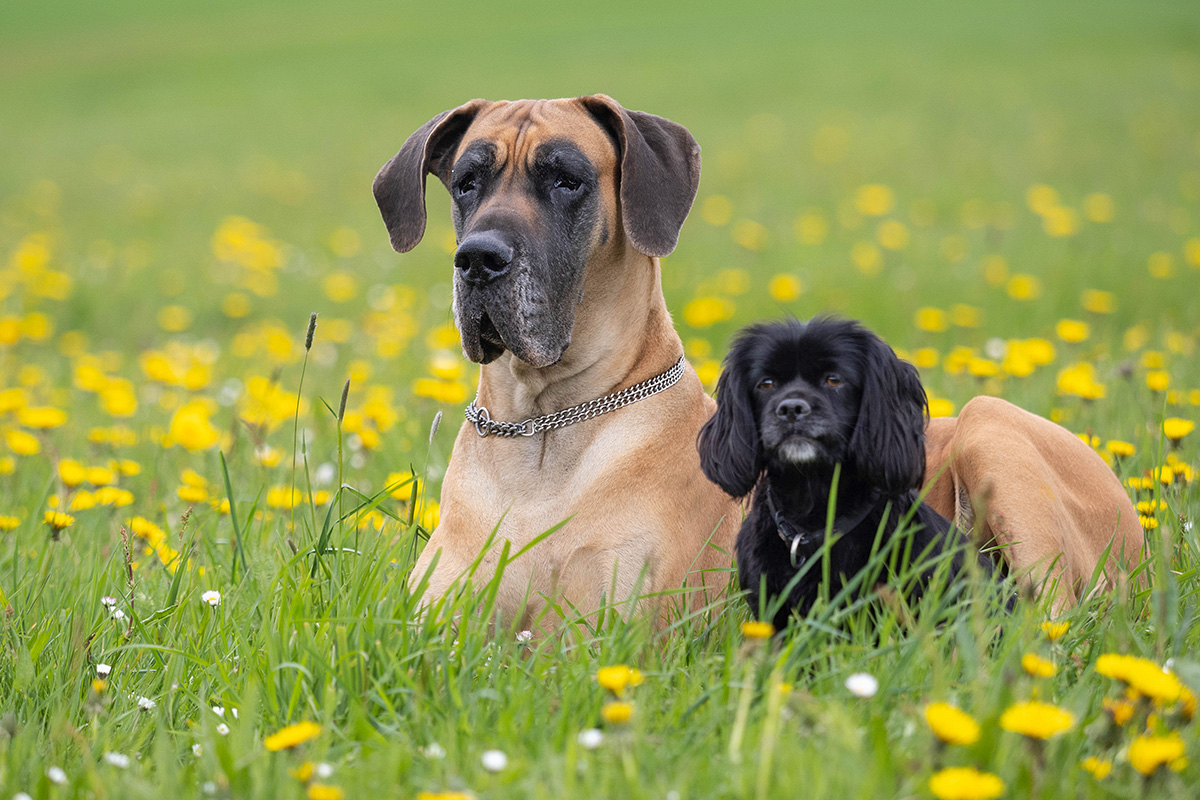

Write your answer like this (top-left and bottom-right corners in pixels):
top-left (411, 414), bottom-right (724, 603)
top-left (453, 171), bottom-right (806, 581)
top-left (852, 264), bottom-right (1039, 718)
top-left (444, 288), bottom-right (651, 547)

top-left (697, 337), bottom-right (762, 498)
top-left (373, 100), bottom-right (489, 253)
top-left (578, 94), bottom-right (701, 258)
top-left (848, 333), bottom-right (928, 495)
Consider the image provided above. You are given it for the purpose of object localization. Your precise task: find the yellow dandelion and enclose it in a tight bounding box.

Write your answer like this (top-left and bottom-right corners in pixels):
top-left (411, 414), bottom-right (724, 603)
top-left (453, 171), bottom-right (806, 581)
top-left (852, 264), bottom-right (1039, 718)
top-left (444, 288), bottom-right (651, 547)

top-left (1128, 732), bottom-right (1186, 776)
top-left (1146, 371), bottom-right (1170, 393)
top-left (596, 665), bottom-right (644, 696)
top-left (601, 701), bottom-right (634, 725)
top-left (1005, 273), bottom-right (1041, 301)
top-left (768, 274), bottom-right (803, 302)
top-left (1022, 653), bottom-right (1057, 678)
top-left (18, 406), bottom-right (67, 429)
top-left (306, 785), bottom-right (345, 800)
top-left (855, 184), bottom-right (895, 216)
top-left (264, 721), bottom-right (321, 751)
top-left (740, 620), bottom-right (776, 639)
top-left (1105, 441), bottom-right (1135, 459)
top-left (1081, 756), bottom-right (1112, 780)
top-left (1080, 288), bottom-right (1116, 314)
top-left (928, 767), bottom-right (1005, 800)
top-left (1055, 319), bottom-right (1090, 343)
top-left (924, 702), bottom-right (981, 746)
top-left (914, 307), bottom-right (949, 333)
top-left (682, 296), bottom-right (735, 328)
top-left (1095, 654), bottom-right (1182, 702)
top-left (1102, 696), bottom-right (1135, 726)
top-left (999, 700), bottom-right (1074, 739)
top-left (1041, 621), bottom-right (1070, 641)
top-left (0, 515), bottom-right (21, 532)
top-left (1162, 417), bottom-right (1194, 444)
top-left (44, 510), bottom-right (75, 532)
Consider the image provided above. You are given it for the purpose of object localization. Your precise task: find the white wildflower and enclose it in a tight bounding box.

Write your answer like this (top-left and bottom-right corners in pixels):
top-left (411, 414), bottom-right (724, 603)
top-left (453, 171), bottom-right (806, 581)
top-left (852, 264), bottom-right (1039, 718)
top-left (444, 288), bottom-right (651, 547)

top-left (137, 696), bottom-right (156, 711)
top-left (216, 723), bottom-right (229, 736)
top-left (481, 749), bottom-right (508, 772)
top-left (47, 767), bottom-right (67, 785)
top-left (315, 763), bottom-right (334, 779)
top-left (201, 590), bottom-right (221, 607)
top-left (103, 752), bottom-right (131, 768)
top-left (422, 742), bottom-right (446, 759)
top-left (844, 672), bottom-right (879, 698)
top-left (96, 663), bottom-right (112, 677)
top-left (576, 728), bottom-right (604, 750)
top-left (212, 705), bottom-right (225, 717)
top-left (516, 630), bottom-right (533, 643)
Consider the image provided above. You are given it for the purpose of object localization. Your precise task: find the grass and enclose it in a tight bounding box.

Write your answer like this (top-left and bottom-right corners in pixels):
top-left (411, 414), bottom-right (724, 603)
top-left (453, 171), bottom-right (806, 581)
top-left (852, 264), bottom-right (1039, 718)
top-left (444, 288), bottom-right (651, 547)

top-left (1, 0), bottom-right (1199, 797)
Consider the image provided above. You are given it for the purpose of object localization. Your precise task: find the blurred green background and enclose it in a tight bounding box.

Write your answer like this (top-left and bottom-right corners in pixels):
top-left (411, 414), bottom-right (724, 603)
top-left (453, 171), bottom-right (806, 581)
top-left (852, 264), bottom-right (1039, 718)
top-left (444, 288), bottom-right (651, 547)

top-left (2, 0), bottom-right (1199, 435)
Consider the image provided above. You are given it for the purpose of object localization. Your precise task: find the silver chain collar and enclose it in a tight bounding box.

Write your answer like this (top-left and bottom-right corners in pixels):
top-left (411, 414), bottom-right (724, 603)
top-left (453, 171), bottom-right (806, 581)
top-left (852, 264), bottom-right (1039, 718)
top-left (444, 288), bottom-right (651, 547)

top-left (465, 356), bottom-right (686, 438)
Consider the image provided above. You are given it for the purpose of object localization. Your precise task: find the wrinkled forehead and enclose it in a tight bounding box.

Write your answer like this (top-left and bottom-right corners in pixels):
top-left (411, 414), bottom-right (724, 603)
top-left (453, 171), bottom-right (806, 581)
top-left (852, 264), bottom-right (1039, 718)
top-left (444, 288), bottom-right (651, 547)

top-left (454, 99), bottom-right (618, 173)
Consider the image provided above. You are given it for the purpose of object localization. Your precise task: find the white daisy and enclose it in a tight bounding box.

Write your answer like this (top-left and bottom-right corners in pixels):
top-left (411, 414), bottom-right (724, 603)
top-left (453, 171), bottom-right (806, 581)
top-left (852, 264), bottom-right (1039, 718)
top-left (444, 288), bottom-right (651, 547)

top-left (844, 672), bottom-right (879, 698)
top-left (201, 590), bottom-right (221, 607)
top-left (481, 749), bottom-right (508, 772)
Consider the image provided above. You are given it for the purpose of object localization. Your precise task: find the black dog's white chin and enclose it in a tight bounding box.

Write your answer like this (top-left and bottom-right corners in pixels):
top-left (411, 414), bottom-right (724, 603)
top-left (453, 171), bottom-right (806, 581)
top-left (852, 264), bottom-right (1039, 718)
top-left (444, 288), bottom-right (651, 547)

top-left (774, 437), bottom-right (822, 464)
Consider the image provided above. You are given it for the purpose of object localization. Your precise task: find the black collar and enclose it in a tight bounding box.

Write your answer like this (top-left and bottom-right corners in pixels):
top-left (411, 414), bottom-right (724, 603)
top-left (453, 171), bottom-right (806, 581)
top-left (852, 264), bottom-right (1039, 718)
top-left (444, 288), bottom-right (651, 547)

top-left (765, 484), bottom-right (881, 569)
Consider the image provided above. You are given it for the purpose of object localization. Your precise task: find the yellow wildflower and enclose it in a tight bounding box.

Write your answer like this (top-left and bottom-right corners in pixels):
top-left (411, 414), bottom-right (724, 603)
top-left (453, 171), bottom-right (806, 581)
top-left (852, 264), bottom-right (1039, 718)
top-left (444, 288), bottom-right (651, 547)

top-left (855, 184), bottom-right (894, 216)
top-left (1128, 732), bottom-right (1186, 776)
top-left (0, 515), bottom-right (20, 531)
top-left (44, 510), bottom-right (75, 533)
top-left (18, 406), bottom-right (67, 429)
top-left (1095, 654), bottom-right (1182, 702)
top-left (768, 274), bottom-right (803, 302)
top-left (1163, 417), bottom-right (1194, 443)
top-left (1041, 621), bottom-right (1070, 641)
top-left (928, 767), bottom-right (1005, 800)
top-left (999, 700), bottom-right (1074, 739)
top-left (1055, 319), bottom-right (1090, 343)
top-left (264, 721), bottom-right (321, 751)
top-left (600, 701), bottom-right (634, 725)
top-left (1105, 441), bottom-right (1135, 459)
top-left (1021, 653), bottom-right (1056, 678)
top-left (924, 702), bottom-right (980, 746)
top-left (596, 665), bottom-right (645, 696)
top-left (306, 785), bottom-right (345, 800)
top-left (740, 620), bottom-right (775, 639)
top-left (683, 296), bottom-right (735, 328)
top-left (1081, 756), bottom-right (1112, 780)
top-left (1102, 697), bottom-right (1134, 726)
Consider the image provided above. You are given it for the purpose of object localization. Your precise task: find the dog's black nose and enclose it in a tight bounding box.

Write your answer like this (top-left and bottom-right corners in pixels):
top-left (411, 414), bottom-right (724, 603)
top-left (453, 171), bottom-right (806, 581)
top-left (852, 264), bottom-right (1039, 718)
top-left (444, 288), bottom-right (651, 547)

top-left (776, 398), bottom-right (811, 421)
top-left (455, 233), bottom-right (513, 285)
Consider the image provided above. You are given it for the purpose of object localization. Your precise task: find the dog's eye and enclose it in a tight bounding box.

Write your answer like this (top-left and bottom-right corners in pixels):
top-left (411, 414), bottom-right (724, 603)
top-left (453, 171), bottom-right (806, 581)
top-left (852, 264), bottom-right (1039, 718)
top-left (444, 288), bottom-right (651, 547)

top-left (825, 374), bottom-right (842, 388)
top-left (552, 175), bottom-right (582, 193)
top-left (456, 175), bottom-right (477, 196)
top-left (756, 378), bottom-right (775, 391)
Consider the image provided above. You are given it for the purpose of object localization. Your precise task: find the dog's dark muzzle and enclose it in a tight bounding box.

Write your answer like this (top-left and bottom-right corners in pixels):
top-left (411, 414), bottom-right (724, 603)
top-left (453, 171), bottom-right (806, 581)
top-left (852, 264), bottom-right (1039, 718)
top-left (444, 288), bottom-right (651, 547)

top-left (455, 231), bottom-right (516, 286)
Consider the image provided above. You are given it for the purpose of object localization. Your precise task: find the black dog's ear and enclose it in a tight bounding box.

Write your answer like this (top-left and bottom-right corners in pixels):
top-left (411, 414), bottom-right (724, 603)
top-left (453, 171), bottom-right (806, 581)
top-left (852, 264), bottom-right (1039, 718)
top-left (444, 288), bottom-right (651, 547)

top-left (577, 94), bottom-right (701, 258)
top-left (698, 342), bottom-right (762, 498)
top-left (372, 100), bottom-right (489, 253)
top-left (848, 333), bottom-right (928, 495)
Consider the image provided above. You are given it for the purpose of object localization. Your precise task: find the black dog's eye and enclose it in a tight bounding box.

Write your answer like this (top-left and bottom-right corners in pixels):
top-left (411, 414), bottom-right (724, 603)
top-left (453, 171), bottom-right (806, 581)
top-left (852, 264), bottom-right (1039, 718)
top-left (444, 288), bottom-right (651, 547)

top-left (756, 378), bottom-right (776, 391)
top-left (825, 374), bottom-right (843, 388)
top-left (552, 175), bottom-right (582, 193)
top-left (455, 175), bottom-right (477, 196)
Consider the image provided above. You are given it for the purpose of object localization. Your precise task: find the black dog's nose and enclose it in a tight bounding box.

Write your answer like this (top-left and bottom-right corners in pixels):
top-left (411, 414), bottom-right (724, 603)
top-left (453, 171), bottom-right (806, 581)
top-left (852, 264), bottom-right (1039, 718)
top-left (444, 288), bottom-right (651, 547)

top-left (776, 398), bottom-right (811, 421)
top-left (455, 232), bottom-right (513, 285)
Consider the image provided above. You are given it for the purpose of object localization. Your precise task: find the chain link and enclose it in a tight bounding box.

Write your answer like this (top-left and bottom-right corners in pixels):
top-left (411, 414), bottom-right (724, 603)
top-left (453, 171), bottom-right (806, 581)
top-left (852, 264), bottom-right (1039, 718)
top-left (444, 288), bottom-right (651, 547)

top-left (464, 356), bottom-right (686, 438)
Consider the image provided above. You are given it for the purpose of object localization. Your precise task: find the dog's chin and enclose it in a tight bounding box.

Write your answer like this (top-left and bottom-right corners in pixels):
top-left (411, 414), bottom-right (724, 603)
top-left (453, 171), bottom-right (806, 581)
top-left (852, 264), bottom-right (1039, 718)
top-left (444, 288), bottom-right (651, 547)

top-left (771, 436), bottom-right (824, 465)
top-left (458, 308), bottom-right (568, 368)
top-left (458, 309), bottom-right (507, 365)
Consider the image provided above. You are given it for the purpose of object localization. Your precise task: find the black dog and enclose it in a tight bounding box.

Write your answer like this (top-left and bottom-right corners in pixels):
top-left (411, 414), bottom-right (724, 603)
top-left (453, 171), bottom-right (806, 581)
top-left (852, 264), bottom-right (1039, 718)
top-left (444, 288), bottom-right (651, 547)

top-left (698, 317), bottom-right (994, 630)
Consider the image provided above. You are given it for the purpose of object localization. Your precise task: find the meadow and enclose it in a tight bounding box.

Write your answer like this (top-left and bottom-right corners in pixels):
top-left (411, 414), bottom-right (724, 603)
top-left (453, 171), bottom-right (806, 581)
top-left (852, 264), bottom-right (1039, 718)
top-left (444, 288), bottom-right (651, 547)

top-left (1, 0), bottom-right (1199, 797)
